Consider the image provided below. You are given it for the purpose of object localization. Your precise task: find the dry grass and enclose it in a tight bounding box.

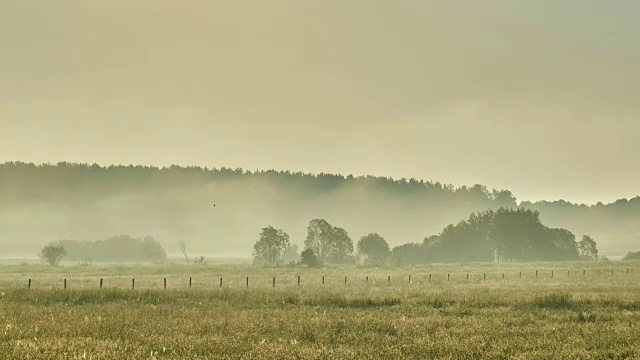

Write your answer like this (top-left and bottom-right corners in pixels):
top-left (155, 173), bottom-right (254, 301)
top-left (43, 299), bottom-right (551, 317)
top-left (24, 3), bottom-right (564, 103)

top-left (1, 261), bottom-right (639, 359)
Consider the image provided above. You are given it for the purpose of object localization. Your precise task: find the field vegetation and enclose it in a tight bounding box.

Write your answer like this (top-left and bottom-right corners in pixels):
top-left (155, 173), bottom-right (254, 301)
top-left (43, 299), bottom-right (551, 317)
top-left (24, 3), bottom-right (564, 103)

top-left (1, 261), bottom-right (640, 359)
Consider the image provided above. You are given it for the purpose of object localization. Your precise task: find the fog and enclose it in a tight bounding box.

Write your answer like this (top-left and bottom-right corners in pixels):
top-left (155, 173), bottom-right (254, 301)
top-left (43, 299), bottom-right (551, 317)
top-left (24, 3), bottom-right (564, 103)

top-left (1, 1), bottom-right (639, 206)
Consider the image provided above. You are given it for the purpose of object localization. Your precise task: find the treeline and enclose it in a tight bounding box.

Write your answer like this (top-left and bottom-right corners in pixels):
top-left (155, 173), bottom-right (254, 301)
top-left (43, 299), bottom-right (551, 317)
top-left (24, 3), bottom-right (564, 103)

top-left (1, 161), bottom-right (638, 257)
top-left (50, 235), bottom-right (167, 263)
top-left (0, 161), bottom-right (518, 258)
top-left (0, 161), bottom-right (516, 206)
top-left (253, 208), bottom-right (601, 267)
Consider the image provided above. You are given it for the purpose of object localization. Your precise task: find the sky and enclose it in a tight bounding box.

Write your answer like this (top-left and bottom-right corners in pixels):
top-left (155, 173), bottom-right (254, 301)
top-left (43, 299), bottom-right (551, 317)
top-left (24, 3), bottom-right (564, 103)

top-left (1, 1), bottom-right (639, 205)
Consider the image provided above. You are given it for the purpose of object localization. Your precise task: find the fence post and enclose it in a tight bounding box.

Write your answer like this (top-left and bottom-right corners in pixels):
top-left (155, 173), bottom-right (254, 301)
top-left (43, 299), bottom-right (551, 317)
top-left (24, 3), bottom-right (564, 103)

top-left (409, 275), bottom-right (411, 284)
top-left (64, 278), bottom-right (67, 290)
top-left (132, 278), bottom-right (135, 289)
top-left (551, 271), bottom-right (554, 278)
top-left (220, 277), bottom-right (223, 289)
top-left (189, 277), bottom-right (192, 289)
top-left (246, 277), bottom-right (249, 288)
top-left (611, 269), bottom-right (613, 275)
top-left (28, 279), bottom-right (31, 290)
top-left (273, 277), bottom-right (276, 288)
top-left (429, 274), bottom-right (432, 282)
top-left (627, 268), bottom-right (629, 274)
top-left (536, 270), bottom-right (538, 278)
top-left (388, 275), bottom-right (391, 282)
top-left (583, 270), bottom-right (586, 276)
top-left (366, 276), bottom-right (368, 285)
top-left (448, 274), bottom-right (450, 281)
top-left (164, 278), bottom-right (167, 289)
top-left (345, 276), bottom-right (347, 285)
top-left (502, 273), bottom-right (504, 280)
top-left (298, 276), bottom-right (301, 285)
top-left (484, 273), bottom-right (486, 281)
top-left (100, 278), bottom-right (103, 289)
top-left (467, 273), bottom-right (469, 280)
top-left (322, 276), bottom-right (325, 285)
top-left (519, 271), bottom-right (521, 279)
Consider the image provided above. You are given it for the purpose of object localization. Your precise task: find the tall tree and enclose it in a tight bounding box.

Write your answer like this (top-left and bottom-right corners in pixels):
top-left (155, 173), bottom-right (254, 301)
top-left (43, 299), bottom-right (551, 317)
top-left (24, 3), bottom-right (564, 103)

top-left (330, 226), bottom-right (354, 264)
top-left (577, 235), bottom-right (599, 260)
top-left (357, 233), bottom-right (390, 266)
top-left (304, 219), bottom-right (334, 264)
top-left (253, 226), bottom-right (290, 265)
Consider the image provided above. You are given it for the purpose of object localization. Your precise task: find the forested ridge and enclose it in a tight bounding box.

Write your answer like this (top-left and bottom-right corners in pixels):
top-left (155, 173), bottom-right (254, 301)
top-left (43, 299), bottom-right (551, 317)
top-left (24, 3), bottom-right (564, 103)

top-left (0, 162), bottom-right (637, 258)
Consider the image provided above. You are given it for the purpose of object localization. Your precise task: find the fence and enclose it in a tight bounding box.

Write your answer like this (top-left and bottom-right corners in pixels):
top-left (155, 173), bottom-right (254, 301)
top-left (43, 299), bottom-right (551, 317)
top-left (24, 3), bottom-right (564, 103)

top-left (17, 268), bottom-right (638, 290)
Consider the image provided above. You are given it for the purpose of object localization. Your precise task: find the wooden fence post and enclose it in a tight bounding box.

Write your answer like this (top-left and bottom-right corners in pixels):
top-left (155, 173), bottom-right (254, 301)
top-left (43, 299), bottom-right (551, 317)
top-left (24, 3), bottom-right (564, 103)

top-left (344, 276), bottom-right (347, 285)
top-left (551, 271), bottom-right (554, 278)
top-left (366, 276), bottom-right (368, 285)
top-left (246, 277), bottom-right (249, 288)
top-left (64, 279), bottom-right (67, 290)
top-left (409, 275), bottom-right (411, 284)
top-left (164, 278), bottom-right (167, 289)
top-left (220, 277), bottom-right (223, 289)
top-left (448, 274), bottom-right (450, 281)
top-left (429, 274), bottom-right (432, 282)
top-left (536, 270), bottom-right (538, 278)
top-left (583, 270), bottom-right (586, 276)
top-left (100, 278), bottom-right (103, 289)
top-left (322, 276), bottom-right (325, 285)
top-left (298, 276), bottom-right (301, 285)
top-left (273, 277), bottom-right (276, 288)
top-left (519, 271), bottom-right (521, 279)
top-left (189, 277), bottom-right (192, 289)
top-left (28, 279), bottom-right (31, 290)
top-left (388, 275), bottom-right (391, 282)
top-left (484, 273), bottom-right (486, 280)
top-left (466, 273), bottom-right (469, 280)
top-left (132, 278), bottom-right (135, 289)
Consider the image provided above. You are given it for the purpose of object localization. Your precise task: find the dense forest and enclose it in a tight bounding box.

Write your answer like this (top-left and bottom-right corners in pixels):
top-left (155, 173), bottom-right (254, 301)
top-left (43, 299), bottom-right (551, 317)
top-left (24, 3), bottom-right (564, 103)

top-left (0, 162), bottom-right (637, 258)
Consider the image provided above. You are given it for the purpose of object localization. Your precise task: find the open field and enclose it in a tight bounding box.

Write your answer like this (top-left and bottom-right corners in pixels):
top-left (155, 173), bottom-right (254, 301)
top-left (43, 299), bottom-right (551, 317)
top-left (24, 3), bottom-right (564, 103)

top-left (1, 262), bottom-right (640, 359)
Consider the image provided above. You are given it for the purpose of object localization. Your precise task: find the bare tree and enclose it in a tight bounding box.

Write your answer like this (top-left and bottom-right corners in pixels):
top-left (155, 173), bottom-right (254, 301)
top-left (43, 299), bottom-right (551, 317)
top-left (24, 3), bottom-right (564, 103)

top-left (178, 240), bottom-right (190, 265)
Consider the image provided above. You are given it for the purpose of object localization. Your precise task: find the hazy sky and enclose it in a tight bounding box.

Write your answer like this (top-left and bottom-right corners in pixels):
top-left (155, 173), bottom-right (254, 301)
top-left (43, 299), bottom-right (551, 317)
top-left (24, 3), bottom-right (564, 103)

top-left (1, 1), bottom-right (639, 205)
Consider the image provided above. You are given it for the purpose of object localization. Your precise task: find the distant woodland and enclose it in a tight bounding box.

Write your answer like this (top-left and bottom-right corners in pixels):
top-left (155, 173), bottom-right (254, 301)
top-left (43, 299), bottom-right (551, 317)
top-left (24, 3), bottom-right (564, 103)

top-left (0, 162), bottom-right (638, 258)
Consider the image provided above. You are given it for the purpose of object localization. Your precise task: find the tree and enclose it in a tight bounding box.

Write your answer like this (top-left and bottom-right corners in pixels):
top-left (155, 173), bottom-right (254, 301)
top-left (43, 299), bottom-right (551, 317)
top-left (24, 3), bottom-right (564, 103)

top-left (39, 244), bottom-right (67, 266)
top-left (330, 226), bottom-right (354, 264)
top-left (253, 226), bottom-right (290, 265)
top-left (357, 233), bottom-right (390, 266)
top-left (623, 251), bottom-right (640, 260)
top-left (178, 240), bottom-right (189, 265)
top-left (304, 219), bottom-right (334, 264)
top-left (282, 244), bottom-right (300, 264)
top-left (577, 235), bottom-right (599, 260)
top-left (299, 249), bottom-right (320, 268)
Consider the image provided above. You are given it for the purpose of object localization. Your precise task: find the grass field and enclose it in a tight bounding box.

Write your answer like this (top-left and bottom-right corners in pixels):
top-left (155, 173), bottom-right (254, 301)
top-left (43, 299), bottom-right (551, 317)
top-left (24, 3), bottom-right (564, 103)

top-left (1, 261), bottom-right (640, 359)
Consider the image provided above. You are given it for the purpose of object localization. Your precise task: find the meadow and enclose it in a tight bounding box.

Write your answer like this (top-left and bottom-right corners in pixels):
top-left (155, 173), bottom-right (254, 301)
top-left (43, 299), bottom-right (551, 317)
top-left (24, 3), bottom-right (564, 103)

top-left (1, 261), bottom-right (640, 359)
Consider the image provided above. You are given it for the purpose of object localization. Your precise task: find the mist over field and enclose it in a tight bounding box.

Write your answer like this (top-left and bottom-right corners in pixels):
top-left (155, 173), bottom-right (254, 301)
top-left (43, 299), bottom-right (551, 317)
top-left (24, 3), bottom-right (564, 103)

top-left (1, 162), bottom-right (638, 259)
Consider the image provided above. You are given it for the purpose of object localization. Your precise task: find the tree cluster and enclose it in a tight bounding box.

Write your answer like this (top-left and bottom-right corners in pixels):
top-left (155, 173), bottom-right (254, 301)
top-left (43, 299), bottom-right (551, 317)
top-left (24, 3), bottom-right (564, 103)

top-left (623, 251), bottom-right (640, 261)
top-left (253, 208), bottom-right (601, 267)
top-left (51, 235), bottom-right (167, 263)
top-left (393, 208), bottom-right (600, 265)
